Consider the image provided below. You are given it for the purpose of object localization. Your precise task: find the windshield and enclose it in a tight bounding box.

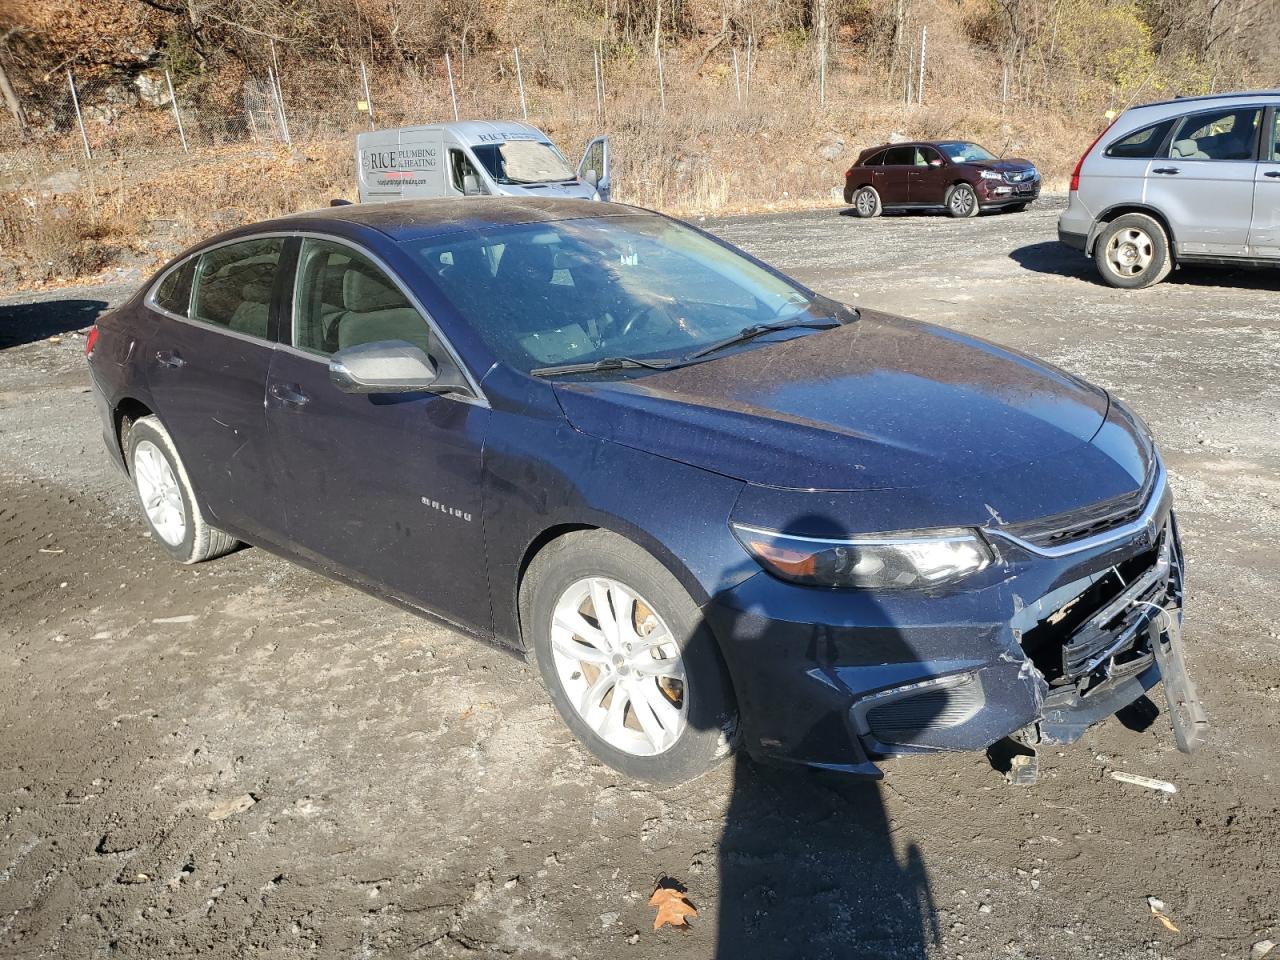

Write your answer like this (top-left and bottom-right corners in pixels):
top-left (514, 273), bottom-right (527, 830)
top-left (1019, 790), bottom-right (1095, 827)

top-left (939, 141), bottom-right (998, 163)
top-left (470, 140), bottom-right (575, 185)
top-left (407, 215), bottom-right (837, 373)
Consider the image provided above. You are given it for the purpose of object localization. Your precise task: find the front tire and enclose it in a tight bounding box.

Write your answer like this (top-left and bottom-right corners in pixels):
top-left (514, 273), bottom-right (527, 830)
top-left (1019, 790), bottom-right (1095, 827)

top-left (522, 530), bottom-right (736, 785)
top-left (852, 185), bottom-right (882, 218)
top-left (946, 182), bottom-right (980, 218)
top-left (126, 416), bottom-right (238, 564)
top-left (1095, 213), bottom-right (1172, 289)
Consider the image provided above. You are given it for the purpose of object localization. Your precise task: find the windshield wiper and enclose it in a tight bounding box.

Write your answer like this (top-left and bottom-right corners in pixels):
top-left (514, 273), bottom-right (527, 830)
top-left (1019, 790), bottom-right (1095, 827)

top-left (529, 355), bottom-right (679, 377)
top-left (680, 318), bottom-right (842, 362)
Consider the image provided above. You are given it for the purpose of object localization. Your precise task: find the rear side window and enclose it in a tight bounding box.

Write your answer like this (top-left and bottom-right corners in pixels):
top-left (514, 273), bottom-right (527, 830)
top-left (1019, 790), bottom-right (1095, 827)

top-left (884, 146), bottom-right (916, 165)
top-left (292, 238), bottom-right (431, 356)
top-left (1169, 107), bottom-right (1263, 161)
top-left (863, 150), bottom-right (886, 166)
top-left (153, 259), bottom-right (195, 316)
top-left (191, 237), bottom-right (284, 340)
top-left (1105, 119), bottom-right (1176, 158)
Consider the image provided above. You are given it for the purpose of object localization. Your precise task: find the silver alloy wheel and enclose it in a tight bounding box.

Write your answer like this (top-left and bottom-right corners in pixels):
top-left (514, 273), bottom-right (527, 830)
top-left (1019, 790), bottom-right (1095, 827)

top-left (133, 439), bottom-right (186, 546)
top-left (950, 186), bottom-right (975, 216)
top-left (856, 188), bottom-right (877, 216)
top-left (549, 576), bottom-right (689, 757)
top-left (1106, 227), bottom-right (1154, 278)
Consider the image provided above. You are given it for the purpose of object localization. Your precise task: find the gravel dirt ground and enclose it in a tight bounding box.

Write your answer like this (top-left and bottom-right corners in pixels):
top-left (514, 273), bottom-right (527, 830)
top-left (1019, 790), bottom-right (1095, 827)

top-left (1, 195), bottom-right (1278, 960)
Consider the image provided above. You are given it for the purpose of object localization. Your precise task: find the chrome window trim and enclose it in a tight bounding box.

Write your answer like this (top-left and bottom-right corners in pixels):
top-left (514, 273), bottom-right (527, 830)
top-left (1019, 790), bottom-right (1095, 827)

top-left (288, 231), bottom-right (488, 407)
top-left (985, 460), bottom-right (1168, 559)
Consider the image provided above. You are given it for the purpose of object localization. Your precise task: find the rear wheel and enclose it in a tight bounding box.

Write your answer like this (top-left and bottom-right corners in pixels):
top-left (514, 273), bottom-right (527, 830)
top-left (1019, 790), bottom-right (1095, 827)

top-left (946, 183), bottom-right (979, 218)
top-left (523, 530), bottom-right (736, 785)
top-left (852, 186), bottom-right (882, 218)
top-left (126, 416), bottom-right (238, 564)
top-left (1095, 213), bottom-right (1172, 289)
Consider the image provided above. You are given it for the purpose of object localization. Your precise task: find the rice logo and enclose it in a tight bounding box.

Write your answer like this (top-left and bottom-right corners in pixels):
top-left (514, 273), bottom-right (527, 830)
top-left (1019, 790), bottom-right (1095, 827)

top-left (421, 496), bottom-right (472, 522)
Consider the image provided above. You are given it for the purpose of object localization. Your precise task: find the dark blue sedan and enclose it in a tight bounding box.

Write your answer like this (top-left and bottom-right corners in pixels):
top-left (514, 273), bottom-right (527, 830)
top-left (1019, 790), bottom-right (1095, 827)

top-left (85, 199), bottom-right (1206, 783)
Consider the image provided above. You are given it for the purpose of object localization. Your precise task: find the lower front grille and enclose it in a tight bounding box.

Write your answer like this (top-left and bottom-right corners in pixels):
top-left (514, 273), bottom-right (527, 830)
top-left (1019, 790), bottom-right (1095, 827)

top-left (865, 677), bottom-right (986, 747)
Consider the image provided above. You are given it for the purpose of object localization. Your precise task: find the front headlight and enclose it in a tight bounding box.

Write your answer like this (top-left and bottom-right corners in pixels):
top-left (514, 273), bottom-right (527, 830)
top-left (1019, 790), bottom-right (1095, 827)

top-left (732, 524), bottom-right (993, 590)
top-left (979, 170), bottom-right (1004, 181)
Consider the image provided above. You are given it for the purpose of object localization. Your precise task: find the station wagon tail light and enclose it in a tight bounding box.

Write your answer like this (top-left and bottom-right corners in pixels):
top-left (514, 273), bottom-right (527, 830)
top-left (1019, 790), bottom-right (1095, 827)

top-left (731, 524), bottom-right (993, 590)
top-left (84, 325), bottom-right (99, 359)
top-left (1070, 118), bottom-right (1118, 192)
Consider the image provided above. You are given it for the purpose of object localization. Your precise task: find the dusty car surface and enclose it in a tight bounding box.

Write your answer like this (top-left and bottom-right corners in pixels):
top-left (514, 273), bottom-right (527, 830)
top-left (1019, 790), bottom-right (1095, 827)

top-left (844, 140), bottom-right (1041, 218)
top-left (85, 197), bottom-right (1205, 784)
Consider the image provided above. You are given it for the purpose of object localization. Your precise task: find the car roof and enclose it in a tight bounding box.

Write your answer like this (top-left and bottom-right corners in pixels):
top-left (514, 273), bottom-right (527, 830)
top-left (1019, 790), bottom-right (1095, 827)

top-left (862, 140), bottom-right (976, 153)
top-left (258, 197), bottom-right (646, 243)
top-left (1130, 90), bottom-right (1280, 111)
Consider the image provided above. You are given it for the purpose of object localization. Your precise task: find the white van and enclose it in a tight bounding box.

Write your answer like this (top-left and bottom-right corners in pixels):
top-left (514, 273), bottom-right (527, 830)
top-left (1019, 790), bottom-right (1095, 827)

top-left (356, 121), bottom-right (609, 204)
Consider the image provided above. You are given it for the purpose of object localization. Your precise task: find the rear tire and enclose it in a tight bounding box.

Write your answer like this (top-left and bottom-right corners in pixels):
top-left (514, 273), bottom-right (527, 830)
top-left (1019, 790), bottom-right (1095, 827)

top-left (1094, 213), bottom-right (1172, 289)
top-left (522, 530), bottom-right (736, 785)
top-left (851, 186), bottom-right (882, 218)
top-left (945, 183), bottom-right (980, 218)
top-left (126, 416), bottom-right (238, 564)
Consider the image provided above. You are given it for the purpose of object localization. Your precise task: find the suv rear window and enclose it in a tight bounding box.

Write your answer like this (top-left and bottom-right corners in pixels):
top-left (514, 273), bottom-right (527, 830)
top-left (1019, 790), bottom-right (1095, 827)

top-left (1105, 119), bottom-right (1176, 158)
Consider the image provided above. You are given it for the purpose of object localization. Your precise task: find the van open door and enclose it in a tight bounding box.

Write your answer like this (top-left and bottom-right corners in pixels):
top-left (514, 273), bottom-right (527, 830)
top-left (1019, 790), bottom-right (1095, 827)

top-left (578, 136), bottom-right (610, 201)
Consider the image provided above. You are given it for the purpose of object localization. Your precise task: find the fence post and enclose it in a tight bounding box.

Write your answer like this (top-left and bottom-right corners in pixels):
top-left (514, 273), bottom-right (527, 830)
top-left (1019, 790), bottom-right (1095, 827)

top-left (67, 70), bottom-right (92, 161)
top-left (360, 60), bottom-right (375, 129)
top-left (445, 51), bottom-right (459, 121)
top-left (269, 39), bottom-right (292, 144)
top-left (1001, 64), bottom-right (1009, 105)
top-left (513, 47), bottom-right (528, 120)
top-left (918, 26), bottom-right (927, 105)
top-left (745, 34), bottom-right (754, 102)
top-left (593, 45), bottom-right (603, 124)
top-left (165, 69), bottom-right (189, 152)
top-left (906, 42), bottom-right (914, 104)
top-left (656, 45), bottom-right (666, 112)
top-left (732, 48), bottom-right (741, 103)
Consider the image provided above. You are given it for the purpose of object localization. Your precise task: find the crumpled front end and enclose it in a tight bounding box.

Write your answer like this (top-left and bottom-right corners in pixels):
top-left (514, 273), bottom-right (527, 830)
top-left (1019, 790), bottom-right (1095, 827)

top-left (704, 466), bottom-right (1205, 776)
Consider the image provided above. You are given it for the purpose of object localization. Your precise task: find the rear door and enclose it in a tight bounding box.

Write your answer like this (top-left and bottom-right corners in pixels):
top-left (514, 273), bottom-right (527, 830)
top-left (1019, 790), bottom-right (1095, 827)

top-left (907, 146), bottom-right (949, 204)
top-left (878, 146), bottom-right (916, 205)
top-left (264, 235), bottom-right (492, 633)
top-left (144, 236), bottom-right (287, 541)
top-left (1145, 105), bottom-right (1263, 256)
top-left (577, 135), bottom-right (610, 200)
top-left (1248, 106), bottom-right (1280, 258)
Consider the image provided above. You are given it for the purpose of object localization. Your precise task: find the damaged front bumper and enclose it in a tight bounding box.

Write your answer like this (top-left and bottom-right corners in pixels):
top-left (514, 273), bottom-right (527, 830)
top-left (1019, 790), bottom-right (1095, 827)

top-left (706, 467), bottom-right (1207, 777)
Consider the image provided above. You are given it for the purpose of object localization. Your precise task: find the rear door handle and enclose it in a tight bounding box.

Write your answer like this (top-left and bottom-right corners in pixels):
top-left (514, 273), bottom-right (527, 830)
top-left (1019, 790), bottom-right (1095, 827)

top-left (269, 382), bottom-right (310, 409)
top-left (1152, 167), bottom-right (1180, 175)
top-left (155, 349), bottom-right (186, 369)
top-left (1265, 170), bottom-right (1280, 178)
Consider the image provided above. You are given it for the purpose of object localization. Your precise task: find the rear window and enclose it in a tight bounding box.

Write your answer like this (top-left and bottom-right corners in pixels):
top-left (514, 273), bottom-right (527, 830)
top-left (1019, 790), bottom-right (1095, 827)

top-left (884, 146), bottom-right (916, 165)
top-left (1105, 119), bottom-right (1177, 158)
top-left (190, 237), bottom-right (285, 340)
top-left (153, 259), bottom-right (195, 316)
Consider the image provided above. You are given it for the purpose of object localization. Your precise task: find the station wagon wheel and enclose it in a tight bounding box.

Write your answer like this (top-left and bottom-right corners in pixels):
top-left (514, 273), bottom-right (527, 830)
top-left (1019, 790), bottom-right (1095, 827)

top-left (1094, 213), bottom-right (1172, 289)
top-left (126, 416), bottom-right (239, 564)
top-left (946, 183), bottom-right (979, 218)
top-left (852, 186), bottom-right (882, 218)
top-left (524, 530), bottom-right (736, 785)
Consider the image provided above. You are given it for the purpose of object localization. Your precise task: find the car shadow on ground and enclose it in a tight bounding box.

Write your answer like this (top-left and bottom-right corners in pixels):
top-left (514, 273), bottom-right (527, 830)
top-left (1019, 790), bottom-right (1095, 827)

top-left (837, 206), bottom-right (1022, 220)
top-left (694, 511), bottom-right (943, 959)
top-left (1011, 241), bottom-right (1280, 290)
top-left (0, 299), bottom-right (107, 349)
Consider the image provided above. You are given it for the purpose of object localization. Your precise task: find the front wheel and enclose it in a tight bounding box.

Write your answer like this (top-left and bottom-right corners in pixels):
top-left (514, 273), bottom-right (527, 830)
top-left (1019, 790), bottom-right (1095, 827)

top-left (126, 416), bottom-right (238, 564)
top-left (946, 182), bottom-right (980, 218)
top-left (1094, 213), bottom-right (1172, 289)
top-left (852, 185), bottom-right (882, 218)
top-left (523, 530), bottom-right (736, 785)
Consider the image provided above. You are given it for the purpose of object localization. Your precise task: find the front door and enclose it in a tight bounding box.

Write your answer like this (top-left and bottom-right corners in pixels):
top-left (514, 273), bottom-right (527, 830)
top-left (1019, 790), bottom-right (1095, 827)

top-left (578, 135), bottom-right (610, 200)
top-left (145, 236), bottom-right (286, 541)
top-left (877, 145), bottom-right (916, 205)
top-left (907, 146), bottom-right (949, 204)
top-left (1248, 107), bottom-right (1280, 258)
top-left (265, 236), bottom-right (492, 634)
top-left (1146, 105), bottom-right (1263, 257)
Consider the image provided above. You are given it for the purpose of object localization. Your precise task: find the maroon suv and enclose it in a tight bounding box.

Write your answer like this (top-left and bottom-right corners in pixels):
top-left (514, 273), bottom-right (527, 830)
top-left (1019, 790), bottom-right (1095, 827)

top-left (843, 141), bottom-right (1040, 218)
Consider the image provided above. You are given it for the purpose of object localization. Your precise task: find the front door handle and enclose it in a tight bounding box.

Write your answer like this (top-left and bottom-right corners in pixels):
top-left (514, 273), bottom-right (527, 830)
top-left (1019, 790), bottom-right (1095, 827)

top-left (155, 349), bottom-right (186, 369)
top-left (1152, 167), bottom-right (1180, 175)
top-left (1265, 170), bottom-right (1280, 178)
top-left (269, 382), bottom-right (310, 409)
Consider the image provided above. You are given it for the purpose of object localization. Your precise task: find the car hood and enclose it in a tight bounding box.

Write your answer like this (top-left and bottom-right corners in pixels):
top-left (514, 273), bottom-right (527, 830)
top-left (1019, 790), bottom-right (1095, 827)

top-left (553, 310), bottom-right (1113, 493)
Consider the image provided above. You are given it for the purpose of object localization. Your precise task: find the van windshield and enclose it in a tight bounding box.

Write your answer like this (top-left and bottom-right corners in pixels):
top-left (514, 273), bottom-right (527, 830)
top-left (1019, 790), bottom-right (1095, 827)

top-left (470, 140), bottom-right (576, 185)
top-left (406, 215), bottom-right (847, 374)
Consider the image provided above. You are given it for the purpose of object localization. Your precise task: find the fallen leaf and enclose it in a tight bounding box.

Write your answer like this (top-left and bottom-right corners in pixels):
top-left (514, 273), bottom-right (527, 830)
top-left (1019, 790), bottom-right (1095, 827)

top-left (1147, 900), bottom-right (1180, 933)
top-left (649, 885), bottom-right (697, 930)
top-left (1154, 913), bottom-right (1180, 933)
top-left (208, 794), bottom-right (256, 821)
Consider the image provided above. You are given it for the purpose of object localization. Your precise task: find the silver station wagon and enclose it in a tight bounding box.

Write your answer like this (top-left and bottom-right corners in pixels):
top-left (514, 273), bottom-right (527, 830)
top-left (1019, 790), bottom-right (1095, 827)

top-left (1058, 91), bottom-right (1280, 288)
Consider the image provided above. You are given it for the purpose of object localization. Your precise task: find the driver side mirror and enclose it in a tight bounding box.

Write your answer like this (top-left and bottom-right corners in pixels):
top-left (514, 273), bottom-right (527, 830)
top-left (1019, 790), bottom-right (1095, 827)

top-left (462, 173), bottom-right (483, 196)
top-left (330, 340), bottom-right (438, 394)
top-left (929, 158), bottom-right (943, 167)
top-left (582, 167), bottom-right (599, 187)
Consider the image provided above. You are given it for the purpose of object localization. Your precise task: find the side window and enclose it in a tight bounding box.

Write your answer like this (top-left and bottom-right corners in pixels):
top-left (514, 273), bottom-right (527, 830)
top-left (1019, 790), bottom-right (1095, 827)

top-left (190, 237), bottom-right (284, 340)
top-left (153, 259), bottom-right (195, 316)
top-left (863, 151), bottom-right (884, 166)
top-left (884, 146), bottom-right (915, 165)
top-left (1270, 110), bottom-right (1280, 161)
top-left (1170, 107), bottom-right (1262, 161)
top-left (450, 149), bottom-right (481, 194)
top-left (1105, 119), bottom-right (1176, 158)
top-left (916, 147), bottom-right (941, 166)
top-left (292, 238), bottom-right (432, 356)
top-left (582, 140), bottom-right (605, 180)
